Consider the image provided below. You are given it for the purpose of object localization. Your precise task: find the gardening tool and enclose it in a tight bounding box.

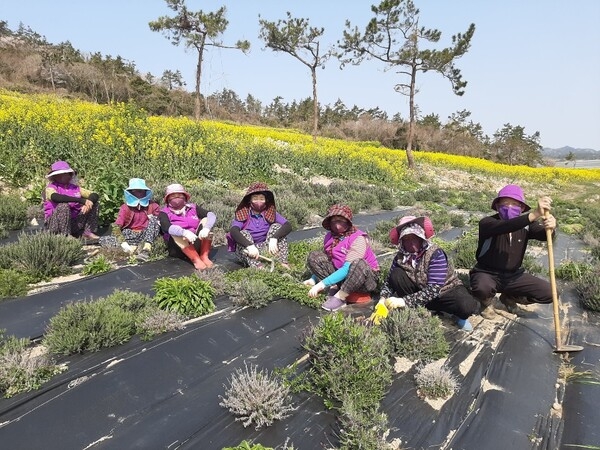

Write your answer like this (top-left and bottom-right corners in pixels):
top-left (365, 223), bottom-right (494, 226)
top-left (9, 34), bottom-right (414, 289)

top-left (243, 249), bottom-right (275, 272)
top-left (545, 210), bottom-right (583, 353)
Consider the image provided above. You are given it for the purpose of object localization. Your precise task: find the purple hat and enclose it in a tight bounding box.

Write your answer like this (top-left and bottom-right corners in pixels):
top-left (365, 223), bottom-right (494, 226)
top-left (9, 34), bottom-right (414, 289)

top-left (491, 184), bottom-right (530, 211)
top-left (46, 161), bottom-right (75, 178)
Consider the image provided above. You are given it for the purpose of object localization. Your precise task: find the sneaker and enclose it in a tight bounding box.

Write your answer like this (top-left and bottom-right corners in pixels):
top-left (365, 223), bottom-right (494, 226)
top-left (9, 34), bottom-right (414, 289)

top-left (456, 318), bottom-right (473, 332)
top-left (136, 251), bottom-right (150, 262)
top-left (321, 296), bottom-right (346, 311)
top-left (499, 294), bottom-right (519, 314)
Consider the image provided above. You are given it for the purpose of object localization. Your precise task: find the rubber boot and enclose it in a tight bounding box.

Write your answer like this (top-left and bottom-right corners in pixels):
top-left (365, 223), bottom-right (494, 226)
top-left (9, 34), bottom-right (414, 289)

top-left (181, 244), bottom-right (207, 271)
top-left (199, 238), bottom-right (214, 268)
top-left (480, 297), bottom-right (497, 320)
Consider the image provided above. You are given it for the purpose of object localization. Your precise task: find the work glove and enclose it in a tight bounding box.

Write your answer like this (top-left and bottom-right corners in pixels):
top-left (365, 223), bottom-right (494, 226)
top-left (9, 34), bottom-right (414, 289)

top-left (384, 296), bottom-right (406, 309)
top-left (368, 302), bottom-right (389, 326)
top-left (198, 227), bottom-right (211, 239)
top-left (183, 230), bottom-right (197, 243)
top-left (308, 281), bottom-right (326, 298)
top-left (245, 244), bottom-right (260, 259)
top-left (303, 278), bottom-right (316, 287)
top-left (268, 238), bottom-right (278, 254)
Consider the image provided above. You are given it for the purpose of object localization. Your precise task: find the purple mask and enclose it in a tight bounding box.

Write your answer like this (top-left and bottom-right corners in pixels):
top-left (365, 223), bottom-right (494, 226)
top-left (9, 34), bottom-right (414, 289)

top-left (251, 201), bottom-right (267, 212)
top-left (168, 197), bottom-right (186, 210)
top-left (498, 205), bottom-right (522, 220)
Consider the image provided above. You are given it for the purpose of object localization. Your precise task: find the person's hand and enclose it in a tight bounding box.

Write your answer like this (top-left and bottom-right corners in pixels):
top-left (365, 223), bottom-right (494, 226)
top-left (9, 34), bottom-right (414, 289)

top-left (543, 213), bottom-right (556, 230)
top-left (245, 244), bottom-right (260, 259)
top-left (303, 278), bottom-right (316, 287)
top-left (384, 297), bottom-right (406, 309)
top-left (368, 302), bottom-right (389, 326)
top-left (268, 238), bottom-right (278, 254)
top-left (308, 281), bottom-right (326, 298)
top-left (198, 227), bottom-right (210, 239)
top-left (81, 199), bottom-right (93, 215)
top-left (183, 230), bottom-right (197, 243)
top-left (535, 196), bottom-right (552, 218)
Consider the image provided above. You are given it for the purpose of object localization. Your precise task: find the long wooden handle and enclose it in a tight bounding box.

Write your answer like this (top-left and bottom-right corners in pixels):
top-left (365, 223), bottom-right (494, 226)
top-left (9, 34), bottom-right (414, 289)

top-left (545, 210), bottom-right (562, 348)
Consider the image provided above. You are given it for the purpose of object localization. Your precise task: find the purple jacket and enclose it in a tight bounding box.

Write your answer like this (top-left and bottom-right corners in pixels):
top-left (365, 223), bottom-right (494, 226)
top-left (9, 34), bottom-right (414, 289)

top-left (324, 230), bottom-right (379, 270)
top-left (43, 182), bottom-right (82, 219)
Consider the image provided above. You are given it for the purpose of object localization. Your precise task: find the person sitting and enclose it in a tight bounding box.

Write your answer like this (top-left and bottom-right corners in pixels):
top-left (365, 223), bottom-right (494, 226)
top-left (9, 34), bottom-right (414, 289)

top-left (228, 182), bottom-right (292, 269)
top-left (470, 184), bottom-right (556, 319)
top-left (100, 178), bottom-right (160, 262)
top-left (376, 216), bottom-right (479, 331)
top-left (303, 204), bottom-right (380, 311)
top-left (158, 183), bottom-right (215, 271)
top-left (42, 160), bottom-right (100, 242)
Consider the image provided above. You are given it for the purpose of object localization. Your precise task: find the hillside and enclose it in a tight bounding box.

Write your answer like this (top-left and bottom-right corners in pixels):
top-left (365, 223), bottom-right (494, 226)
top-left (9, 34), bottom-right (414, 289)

top-left (542, 146), bottom-right (600, 160)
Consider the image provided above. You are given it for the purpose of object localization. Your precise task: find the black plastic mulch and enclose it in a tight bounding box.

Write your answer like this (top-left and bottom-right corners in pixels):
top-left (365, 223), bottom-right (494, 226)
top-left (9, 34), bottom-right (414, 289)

top-left (0, 215), bottom-right (598, 449)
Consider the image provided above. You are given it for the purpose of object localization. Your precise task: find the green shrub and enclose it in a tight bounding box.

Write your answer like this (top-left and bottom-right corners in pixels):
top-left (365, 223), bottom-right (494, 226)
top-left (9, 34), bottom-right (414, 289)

top-left (0, 331), bottom-right (66, 398)
top-left (303, 313), bottom-right (392, 410)
top-left (225, 269), bottom-right (321, 309)
top-left (220, 363), bottom-right (296, 430)
top-left (229, 278), bottom-right (273, 308)
top-left (380, 307), bottom-right (449, 362)
top-left (0, 194), bottom-right (28, 230)
top-left (414, 361), bottom-right (459, 400)
top-left (451, 231), bottom-right (478, 270)
top-left (153, 275), bottom-right (215, 318)
top-left (0, 269), bottom-right (29, 299)
top-left (576, 263), bottom-right (600, 312)
top-left (81, 255), bottom-right (113, 276)
top-left (43, 290), bottom-right (154, 355)
top-left (338, 399), bottom-right (393, 450)
top-left (287, 238), bottom-right (323, 278)
top-left (0, 232), bottom-right (85, 282)
top-left (43, 300), bottom-right (137, 355)
top-left (555, 260), bottom-right (594, 281)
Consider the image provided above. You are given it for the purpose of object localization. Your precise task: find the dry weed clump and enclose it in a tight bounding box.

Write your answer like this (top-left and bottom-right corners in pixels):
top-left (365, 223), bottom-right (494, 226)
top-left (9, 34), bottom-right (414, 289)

top-left (137, 309), bottom-right (185, 340)
top-left (414, 361), bottom-right (459, 400)
top-left (229, 277), bottom-right (273, 308)
top-left (220, 362), bottom-right (296, 430)
top-left (0, 334), bottom-right (66, 398)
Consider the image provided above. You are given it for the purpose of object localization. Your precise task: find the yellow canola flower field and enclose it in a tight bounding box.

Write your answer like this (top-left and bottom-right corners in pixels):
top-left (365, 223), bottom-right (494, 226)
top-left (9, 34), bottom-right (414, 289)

top-left (1, 90), bottom-right (598, 189)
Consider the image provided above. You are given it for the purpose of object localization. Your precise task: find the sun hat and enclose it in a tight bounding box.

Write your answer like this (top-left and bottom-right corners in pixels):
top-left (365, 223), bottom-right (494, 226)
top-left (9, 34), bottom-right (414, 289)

top-left (124, 178), bottom-right (153, 207)
top-left (163, 183), bottom-right (190, 203)
top-left (46, 160), bottom-right (75, 178)
top-left (322, 204), bottom-right (353, 230)
top-left (491, 184), bottom-right (530, 211)
top-left (126, 178), bottom-right (150, 192)
top-left (389, 216), bottom-right (434, 245)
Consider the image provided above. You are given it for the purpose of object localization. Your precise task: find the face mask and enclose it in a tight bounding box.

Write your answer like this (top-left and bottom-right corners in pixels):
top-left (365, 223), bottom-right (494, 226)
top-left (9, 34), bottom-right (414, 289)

top-left (402, 235), bottom-right (423, 254)
top-left (251, 201), bottom-right (267, 212)
top-left (498, 205), bottom-right (522, 220)
top-left (331, 221), bottom-right (350, 235)
top-left (168, 197), bottom-right (186, 210)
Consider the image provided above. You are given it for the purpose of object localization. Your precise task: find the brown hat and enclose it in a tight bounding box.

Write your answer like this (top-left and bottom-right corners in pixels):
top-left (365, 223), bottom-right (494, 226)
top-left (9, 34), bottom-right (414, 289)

top-left (235, 182), bottom-right (276, 222)
top-left (322, 204), bottom-right (353, 230)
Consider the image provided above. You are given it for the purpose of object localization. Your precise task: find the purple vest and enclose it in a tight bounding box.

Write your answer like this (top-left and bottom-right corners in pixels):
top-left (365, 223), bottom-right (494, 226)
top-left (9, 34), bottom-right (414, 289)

top-left (161, 204), bottom-right (200, 241)
top-left (324, 230), bottom-right (379, 270)
top-left (43, 182), bottom-right (82, 219)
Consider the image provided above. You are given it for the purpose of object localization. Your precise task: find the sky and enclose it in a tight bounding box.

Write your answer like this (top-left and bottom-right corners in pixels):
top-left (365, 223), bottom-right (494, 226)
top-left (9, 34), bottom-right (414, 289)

top-left (3, 0), bottom-right (600, 150)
